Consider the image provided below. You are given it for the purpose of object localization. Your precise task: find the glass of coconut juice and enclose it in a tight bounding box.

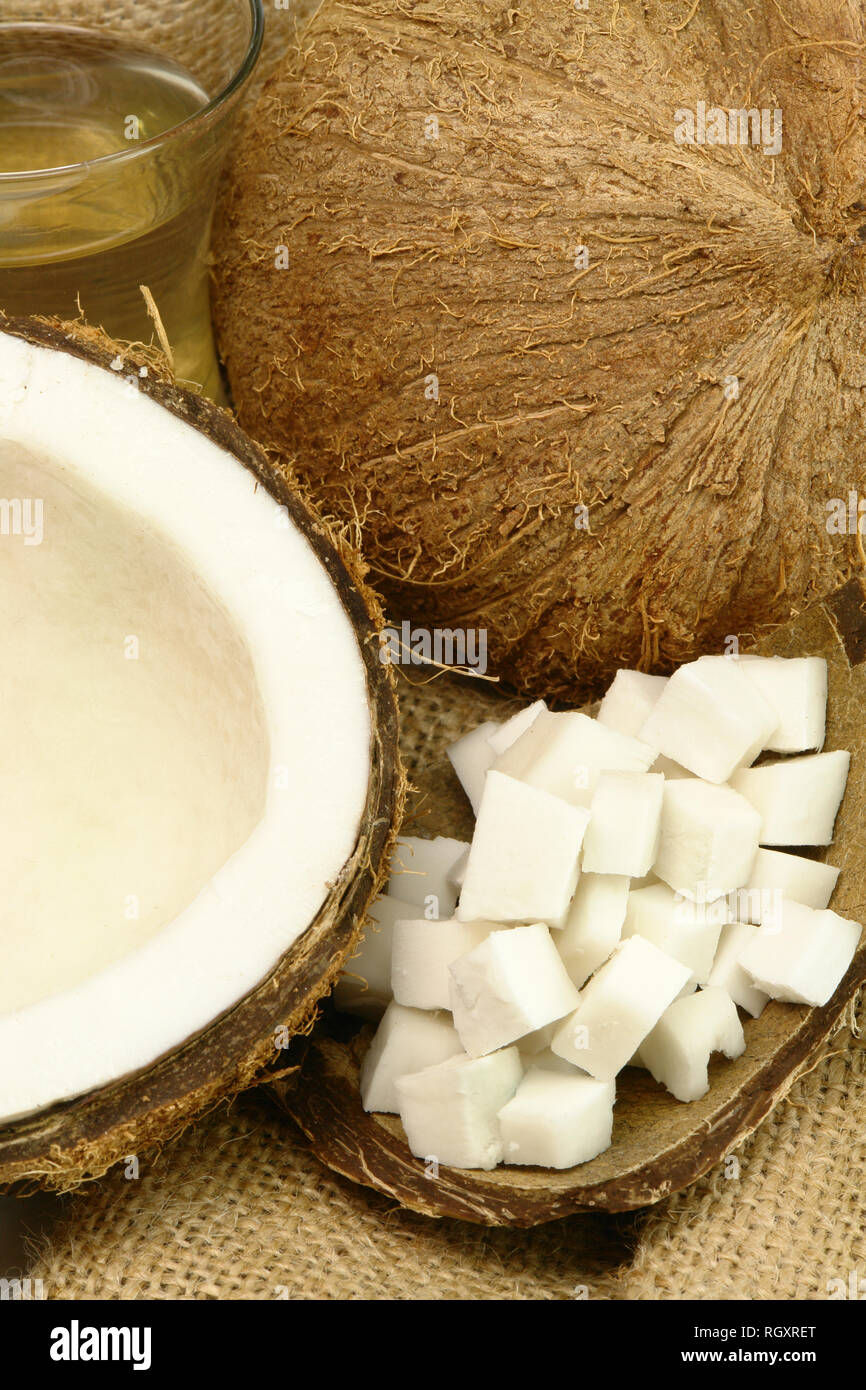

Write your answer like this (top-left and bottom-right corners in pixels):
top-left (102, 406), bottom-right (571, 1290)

top-left (0, 0), bottom-right (264, 401)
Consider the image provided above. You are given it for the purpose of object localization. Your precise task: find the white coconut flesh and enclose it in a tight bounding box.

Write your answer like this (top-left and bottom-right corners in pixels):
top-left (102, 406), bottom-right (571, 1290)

top-left (0, 331), bottom-right (371, 1122)
top-left (353, 651), bottom-right (861, 1171)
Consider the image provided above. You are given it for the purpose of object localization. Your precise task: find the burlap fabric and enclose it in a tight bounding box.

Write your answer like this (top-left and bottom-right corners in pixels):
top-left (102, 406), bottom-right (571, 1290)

top-left (9, 670), bottom-right (865, 1300)
top-left (4, 0), bottom-right (304, 105)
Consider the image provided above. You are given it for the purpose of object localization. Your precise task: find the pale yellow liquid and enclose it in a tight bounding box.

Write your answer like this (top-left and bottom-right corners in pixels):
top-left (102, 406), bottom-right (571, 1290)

top-left (0, 23), bottom-right (224, 399)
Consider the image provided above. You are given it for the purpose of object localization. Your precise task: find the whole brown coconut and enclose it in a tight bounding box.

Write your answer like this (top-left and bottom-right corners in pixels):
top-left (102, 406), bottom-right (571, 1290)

top-left (214, 0), bottom-right (866, 702)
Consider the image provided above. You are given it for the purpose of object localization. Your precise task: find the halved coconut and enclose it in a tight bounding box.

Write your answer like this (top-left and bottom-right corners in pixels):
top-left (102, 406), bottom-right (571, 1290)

top-left (0, 315), bottom-right (402, 1187)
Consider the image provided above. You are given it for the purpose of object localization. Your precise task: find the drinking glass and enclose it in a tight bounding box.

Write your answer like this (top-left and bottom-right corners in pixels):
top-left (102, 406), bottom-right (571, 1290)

top-left (0, 0), bottom-right (264, 401)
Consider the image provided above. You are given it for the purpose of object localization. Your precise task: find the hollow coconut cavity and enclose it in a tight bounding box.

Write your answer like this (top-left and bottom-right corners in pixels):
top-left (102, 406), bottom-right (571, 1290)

top-left (213, 0), bottom-right (866, 702)
top-left (0, 316), bottom-right (402, 1183)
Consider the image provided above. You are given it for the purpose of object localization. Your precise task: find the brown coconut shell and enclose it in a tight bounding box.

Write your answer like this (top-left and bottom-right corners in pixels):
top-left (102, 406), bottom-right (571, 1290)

top-left (213, 0), bottom-right (866, 703)
top-left (0, 313), bottom-right (405, 1191)
top-left (276, 577), bottom-right (866, 1225)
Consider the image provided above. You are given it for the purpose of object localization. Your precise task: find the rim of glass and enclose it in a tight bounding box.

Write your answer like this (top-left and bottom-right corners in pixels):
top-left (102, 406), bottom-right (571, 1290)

top-left (0, 0), bottom-right (265, 183)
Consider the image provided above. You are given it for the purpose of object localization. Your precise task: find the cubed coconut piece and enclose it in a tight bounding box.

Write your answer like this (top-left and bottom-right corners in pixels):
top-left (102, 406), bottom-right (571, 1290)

top-left (550, 935), bottom-right (692, 1080)
top-left (597, 670), bottom-right (669, 738)
top-left (738, 899), bottom-right (862, 1007)
top-left (737, 847), bottom-right (840, 924)
top-left (456, 771), bottom-right (588, 927)
top-left (360, 1003), bottom-right (464, 1113)
top-left (391, 917), bottom-right (494, 1010)
top-left (582, 770), bottom-right (665, 877)
top-left (446, 720), bottom-right (501, 815)
top-left (730, 751), bottom-right (850, 847)
top-left (639, 655), bottom-right (778, 783)
top-left (640, 987), bottom-right (746, 1102)
top-left (654, 778), bottom-right (762, 902)
top-left (498, 1067), bottom-right (615, 1168)
top-left (395, 1047), bottom-right (523, 1170)
top-left (491, 710), bottom-right (655, 808)
top-left (387, 835), bottom-right (469, 919)
top-left (622, 882), bottom-right (728, 988)
top-left (707, 922), bottom-right (769, 1018)
top-left (448, 923), bottom-right (581, 1056)
top-left (738, 655), bottom-right (827, 753)
top-left (486, 700), bottom-right (546, 756)
top-left (332, 893), bottom-right (418, 1018)
top-left (556, 873), bottom-right (630, 988)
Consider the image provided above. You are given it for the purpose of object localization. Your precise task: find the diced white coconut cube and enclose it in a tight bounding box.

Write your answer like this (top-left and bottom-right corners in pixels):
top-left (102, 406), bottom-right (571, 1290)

top-left (391, 917), bottom-right (494, 1011)
top-left (556, 873), bottom-right (630, 988)
top-left (498, 1067), bottom-right (615, 1168)
top-left (622, 882), bottom-right (727, 988)
top-left (332, 894), bottom-right (418, 1018)
top-left (486, 700), bottom-right (546, 756)
top-left (447, 720), bottom-right (501, 815)
top-left (730, 751), bottom-right (850, 846)
top-left (360, 1003), bottom-right (464, 1113)
top-left (395, 1047), bottom-right (523, 1170)
top-left (387, 835), bottom-right (469, 919)
top-left (448, 923), bottom-right (581, 1057)
top-left (640, 988), bottom-right (746, 1102)
top-left (738, 899), bottom-right (861, 1007)
top-left (707, 922), bottom-right (769, 1018)
top-left (597, 670), bottom-right (669, 738)
top-left (492, 710), bottom-right (655, 808)
top-left (550, 936), bottom-right (692, 1080)
top-left (456, 771), bottom-right (588, 927)
top-left (582, 770), bottom-right (664, 877)
top-left (737, 847), bottom-right (839, 924)
top-left (738, 655), bottom-right (827, 753)
top-left (654, 778), bottom-right (762, 902)
top-left (639, 655), bottom-right (778, 783)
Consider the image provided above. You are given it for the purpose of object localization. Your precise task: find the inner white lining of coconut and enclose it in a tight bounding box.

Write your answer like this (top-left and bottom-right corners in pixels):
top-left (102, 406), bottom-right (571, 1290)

top-left (0, 332), bottom-right (372, 1122)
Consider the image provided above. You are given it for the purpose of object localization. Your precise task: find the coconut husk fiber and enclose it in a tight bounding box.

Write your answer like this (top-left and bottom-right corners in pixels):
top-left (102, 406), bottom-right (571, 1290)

top-left (213, 0), bottom-right (866, 707)
top-left (7, 669), bottom-right (865, 1301)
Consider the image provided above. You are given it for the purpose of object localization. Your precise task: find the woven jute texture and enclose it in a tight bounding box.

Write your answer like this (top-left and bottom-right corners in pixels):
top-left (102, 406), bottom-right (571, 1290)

top-left (4, 0), bottom-right (321, 106)
top-left (15, 671), bottom-right (866, 1301)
